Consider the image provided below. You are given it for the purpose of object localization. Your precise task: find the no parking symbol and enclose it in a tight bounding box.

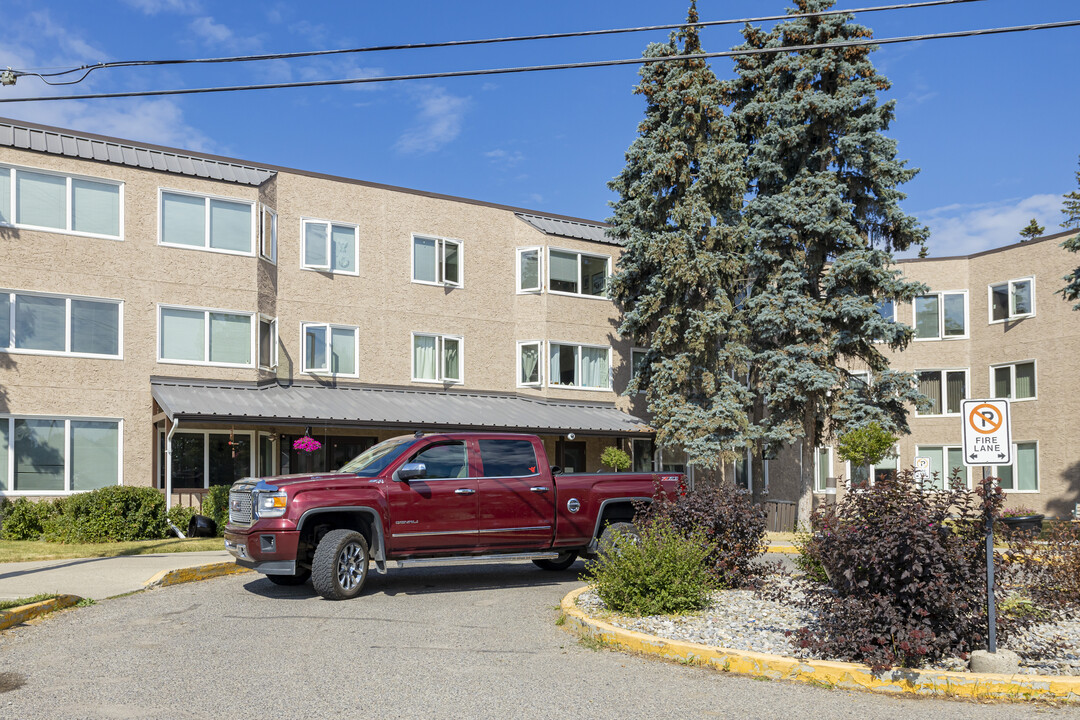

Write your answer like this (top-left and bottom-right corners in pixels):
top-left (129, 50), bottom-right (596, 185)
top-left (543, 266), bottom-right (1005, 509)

top-left (960, 399), bottom-right (1012, 467)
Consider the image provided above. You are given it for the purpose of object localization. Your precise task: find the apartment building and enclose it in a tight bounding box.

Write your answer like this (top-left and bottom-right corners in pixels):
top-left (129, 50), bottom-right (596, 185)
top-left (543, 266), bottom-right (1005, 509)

top-left (0, 117), bottom-right (656, 507)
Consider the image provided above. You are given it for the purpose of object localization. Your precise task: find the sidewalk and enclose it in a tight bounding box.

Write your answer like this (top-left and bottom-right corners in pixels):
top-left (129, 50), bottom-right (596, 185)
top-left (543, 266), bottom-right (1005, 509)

top-left (0, 551), bottom-right (235, 601)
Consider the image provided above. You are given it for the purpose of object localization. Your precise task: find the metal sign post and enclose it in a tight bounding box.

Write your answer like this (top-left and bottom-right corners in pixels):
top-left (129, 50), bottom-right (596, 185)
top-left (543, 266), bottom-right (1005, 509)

top-left (961, 399), bottom-right (1011, 655)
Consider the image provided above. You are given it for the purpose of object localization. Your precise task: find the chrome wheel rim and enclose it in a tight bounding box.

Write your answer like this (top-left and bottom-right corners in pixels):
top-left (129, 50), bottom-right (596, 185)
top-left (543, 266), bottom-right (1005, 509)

top-left (336, 541), bottom-right (366, 591)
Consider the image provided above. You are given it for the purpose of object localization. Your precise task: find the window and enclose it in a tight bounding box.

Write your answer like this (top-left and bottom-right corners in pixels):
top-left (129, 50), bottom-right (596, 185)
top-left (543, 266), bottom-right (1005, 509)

top-left (989, 278), bottom-right (1034, 322)
top-left (0, 290), bottom-right (121, 358)
top-left (516, 247), bottom-right (542, 293)
top-left (158, 305), bottom-right (253, 366)
top-left (410, 441), bottom-right (469, 479)
top-left (914, 291), bottom-right (967, 340)
top-left (730, 449), bottom-right (752, 492)
top-left (302, 322), bottom-right (358, 376)
top-left (412, 333), bottom-right (462, 383)
top-left (548, 249), bottom-right (610, 298)
top-left (158, 429), bottom-right (252, 489)
top-left (301, 218), bottom-right (358, 274)
top-left (814, 446), bottom-right (834, 494)
top-left (876, 299), bottom-right (896, 322)
top-left (630, 348), bottom-right (647, 392)
top-left (847, 447), bottom-right (898, 491)
top-left (993, 442), bottom-right (1039, 492)
top-left (0, 164), bottom-right (122, 240)
top-left (632, 438), bottom-right (655, 472)
top-left (258, 316), bottom-right (277, 370)
top-left (517, 341), bottom-right (542, 387)
top-left (1, 416), bottom-right (121, 494)
top-left (916, 446), bottom-right (968, 491)
top-left (159, 189), bottom-right (254, 255)
top-left (412, 235), bottom-right (462, 287)
top-left (548, 342), bottom-right (611, 389)
top-left (479, 439), bottom-right (539, 477)
top-left (916, 369), bottom-right (967, 415)
top-left (992, 361), bottom-right (1036, 400)
top-left (260, 207), bottom-right (277, 262)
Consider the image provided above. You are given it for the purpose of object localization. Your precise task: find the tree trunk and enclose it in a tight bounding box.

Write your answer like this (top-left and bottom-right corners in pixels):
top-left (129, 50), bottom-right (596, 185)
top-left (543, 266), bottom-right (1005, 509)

top-left (796, 405), bottom-right (816, 531)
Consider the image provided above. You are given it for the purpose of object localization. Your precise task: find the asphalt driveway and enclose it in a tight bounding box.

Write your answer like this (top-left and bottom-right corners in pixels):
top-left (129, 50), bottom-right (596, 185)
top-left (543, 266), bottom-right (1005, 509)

top-left (0, 560), bottom-right (1072, 719)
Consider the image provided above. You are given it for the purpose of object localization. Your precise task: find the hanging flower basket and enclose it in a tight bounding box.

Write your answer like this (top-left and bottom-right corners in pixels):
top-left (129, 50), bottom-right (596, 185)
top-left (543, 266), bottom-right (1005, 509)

top-left (293, 436), bottom-right (322, 453)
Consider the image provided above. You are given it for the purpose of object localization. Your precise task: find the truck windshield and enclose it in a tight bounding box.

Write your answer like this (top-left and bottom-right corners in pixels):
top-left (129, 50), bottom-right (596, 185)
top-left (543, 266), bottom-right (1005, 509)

top-left (339, 437), bottom-right (414, 477)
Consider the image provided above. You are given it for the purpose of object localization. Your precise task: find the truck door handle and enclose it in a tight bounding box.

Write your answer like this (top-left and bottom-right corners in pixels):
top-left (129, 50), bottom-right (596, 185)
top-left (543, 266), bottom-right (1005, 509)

top-left (530, 486), bottom-right (550, 493)
top-left (455, 488), bottom-right (476, 495)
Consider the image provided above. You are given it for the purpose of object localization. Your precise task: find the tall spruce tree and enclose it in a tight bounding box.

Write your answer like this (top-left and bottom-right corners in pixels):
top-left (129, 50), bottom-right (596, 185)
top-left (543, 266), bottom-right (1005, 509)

top-left (1060, 155), bottom-right (1080, 309)
top-left (725, 0), bottom-right (927, 525)
top-left (607, 3), bottom-right (752, 468)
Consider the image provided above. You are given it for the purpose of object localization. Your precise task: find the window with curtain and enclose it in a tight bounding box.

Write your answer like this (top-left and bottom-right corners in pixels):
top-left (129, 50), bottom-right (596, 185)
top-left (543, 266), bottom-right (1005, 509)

top-left (1, 291), bottom-right (121, 357)
top-left (159, 305), bottom-right (252, 366)
top-left (517, 248), bottom-right (541, 292)
top-left (302, 323), bottom-right (357, 376)
top-left (160, 190), bottom-right (253, 254)
top-left (412, 333), bottom-right (462, 383)
top-left (2, 416), bottom-right (121, 494)
top-left (916, 369), bottom-right (966, 415)
top-left (992, 361), bottom-right (1036, 400)
top-left (548, 343), bottom-right (610, 389)
top-left (989, 278), bottom-right (1034, 322)
top-left (1, 165), bottom-right (122, 238)
top-left (302, 219), bottom-right (358, 273)
top-left (547, 249), bottom-right (610, 297)
top-left (914, 292), bottom-right (966, 339)
top-left (412, 236), bottom-right (462, 287)
top-left (518, 342), bottom-right (541, 386)
top-left (993, 442), bottom-right (1038, 491)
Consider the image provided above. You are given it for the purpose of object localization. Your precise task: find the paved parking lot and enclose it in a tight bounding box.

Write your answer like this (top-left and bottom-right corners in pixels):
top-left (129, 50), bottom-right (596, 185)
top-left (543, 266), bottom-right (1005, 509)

top-left (0, 561), bottom-right (1074, 719)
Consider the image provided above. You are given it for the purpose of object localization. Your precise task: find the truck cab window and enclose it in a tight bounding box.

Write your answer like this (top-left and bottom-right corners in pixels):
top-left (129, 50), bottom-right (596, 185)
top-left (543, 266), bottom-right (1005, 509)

top-left (411, 442), bottom-right (468, 479)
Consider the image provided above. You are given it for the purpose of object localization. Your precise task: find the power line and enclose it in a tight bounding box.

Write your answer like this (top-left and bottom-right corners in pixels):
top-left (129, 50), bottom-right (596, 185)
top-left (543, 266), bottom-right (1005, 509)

top-left (12, 0), bottom-right (983, 85)
top-left (2, 18), bottom-right (1077, 104)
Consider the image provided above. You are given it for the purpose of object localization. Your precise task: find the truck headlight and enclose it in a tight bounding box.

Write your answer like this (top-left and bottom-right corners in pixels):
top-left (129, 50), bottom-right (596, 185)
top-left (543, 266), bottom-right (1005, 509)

top-left (255, 491), bottom-right (288, 518)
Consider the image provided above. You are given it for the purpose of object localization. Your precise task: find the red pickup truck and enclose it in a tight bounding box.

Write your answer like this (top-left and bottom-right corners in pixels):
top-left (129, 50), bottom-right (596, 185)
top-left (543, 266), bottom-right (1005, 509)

top-left (224, 432), bottom-right (679, 600)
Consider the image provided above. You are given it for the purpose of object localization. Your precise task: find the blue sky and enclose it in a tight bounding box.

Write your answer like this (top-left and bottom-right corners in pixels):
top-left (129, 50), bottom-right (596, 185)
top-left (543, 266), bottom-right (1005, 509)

top-left (1, 0), bottom-right (1077, 257)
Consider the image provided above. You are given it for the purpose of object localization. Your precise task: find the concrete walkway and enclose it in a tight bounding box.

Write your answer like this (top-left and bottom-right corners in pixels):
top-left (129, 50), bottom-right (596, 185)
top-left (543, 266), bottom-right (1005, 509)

top-left (0, 551), bottom-right (234, 601)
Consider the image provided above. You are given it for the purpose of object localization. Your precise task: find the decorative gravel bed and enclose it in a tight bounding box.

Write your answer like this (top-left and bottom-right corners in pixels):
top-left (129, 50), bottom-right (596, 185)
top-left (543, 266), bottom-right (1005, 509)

top-left (576, 576), bottom-right (1080, 676)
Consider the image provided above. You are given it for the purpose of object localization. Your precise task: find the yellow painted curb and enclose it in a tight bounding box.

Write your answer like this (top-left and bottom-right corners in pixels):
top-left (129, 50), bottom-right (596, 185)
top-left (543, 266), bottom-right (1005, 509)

top-left (144, 562), bottom-right (251, 589)
top-left (766, 545), bottom-right (798, 554)
top-left (0, 594), bottom-right (81, 631)
top-left (560, 586), bottom-right (1080, 702)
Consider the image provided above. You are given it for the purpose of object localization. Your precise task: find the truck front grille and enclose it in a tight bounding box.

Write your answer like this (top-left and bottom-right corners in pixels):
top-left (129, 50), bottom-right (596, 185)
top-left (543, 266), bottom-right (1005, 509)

top-left (229, 489), bottom-right (254, 526)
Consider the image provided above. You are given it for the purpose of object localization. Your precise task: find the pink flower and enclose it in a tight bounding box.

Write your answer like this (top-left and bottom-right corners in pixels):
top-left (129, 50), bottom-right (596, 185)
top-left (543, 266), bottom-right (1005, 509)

top-left (293, 436), bottom-right (322, 452)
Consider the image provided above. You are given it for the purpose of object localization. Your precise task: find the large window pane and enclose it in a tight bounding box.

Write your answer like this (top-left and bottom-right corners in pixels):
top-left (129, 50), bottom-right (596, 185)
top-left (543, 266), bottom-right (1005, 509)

top-left (947, 448), bottom-right (965, 488)
top-left (519, 249), bottom-right (539, 291)
top-left (160, 308), bottom-right (205, 361)
top-left (171, 433), bottom-right (205, 489)
top-left (209, 433), bottom-right (250, 486)
top-left (990, 285), bottom-right (1009, 321)
top-left (17, 171), bottom-right (66, 229)
top-left (549, 251), bottom-right (578, 293)
top-left (996, 461), bottom-right (1014, 490)
top-left (914, 295), bottom-right (939, 339)
top-left (443, 337), bottom-right (460, 381)
top-left (13, 419), bottom-right (66, 491)
top-left (943, 294), bottom-right (966, 336)
top-left (0, 167), bottom-right (11, 224)
top-left (581, 346), bottom-right (609, 388)
top-left (161, 192), bottom-right (205, 247)
top-left (413, 335), bottom-right (437, 380)
top-left (71, 299), bottom-right (119, 356)
top-left (208, 199), bottom-right (251, 252)
top-left (877, 299), bottom-right (895, 322)
top-left (331, 224), bottom-right (356, 272)
top-left (0, 293), bottom-right (9, 348)
top-left (331, 327), bottom-right (355, 375)
top-left (305, 325), bottom-right (327, 371)
top-left (921, 446), bottom-right (944, 490)
top-left (1015, 362), bottom-right (1036, 399)
top-left (0, 420), bottom-right (8, 491)
top-left (1012, 280), bottom-right (1032, 316)
top-left (816, 448), bottom-right (830, 491)
top-left (519, 343), bottom-right (539, 385)
top-left (70, 421), bottom-right (119, 491)
top-left (15, 294), bottom-right (65, 352)
top-left (413, 442), bottom-right (468, 479)
top-left (550, 344), bottom-right (578, 385)
top-left (72, 179), bottom-right (120, 237)
top-left (1017, 443), bottom-right (1038, 491)
top-left (209, 313), bottom-right (250, 364)
top-left (304, 222), bottom-right (328, 268)
top-left (413, 237), bottom-right (437, 283)
top-left (443, 241), bottom-right (460, 285)
top-left (580, 254), bottom-right (608, 297)
top-left (945, 371), bottom-right (965, 414)
top-left (918, 371), bottom-right (942, 415)
top-left (994, 366), bottom-right (1011, 398)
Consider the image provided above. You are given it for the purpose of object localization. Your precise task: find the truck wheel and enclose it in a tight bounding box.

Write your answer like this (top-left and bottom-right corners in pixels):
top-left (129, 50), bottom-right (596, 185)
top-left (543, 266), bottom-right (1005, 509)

top-left (312, 529), bottom-right (369, 601)
top-left (265, 569), bottom-right (311, 586)
top-left (598, 522), bottom-right (639, 555)
top-left (533, 551), bottom-right (578, 571)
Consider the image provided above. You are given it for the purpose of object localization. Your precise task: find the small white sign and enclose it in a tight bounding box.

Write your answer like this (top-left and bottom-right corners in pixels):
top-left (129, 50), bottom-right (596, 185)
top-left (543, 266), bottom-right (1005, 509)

top-left (961, 399), bottom-right (1012, 467)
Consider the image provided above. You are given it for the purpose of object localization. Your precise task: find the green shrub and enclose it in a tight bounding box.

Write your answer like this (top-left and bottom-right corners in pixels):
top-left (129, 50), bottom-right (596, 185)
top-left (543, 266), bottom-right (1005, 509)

top-left (166, 506), bottom-right (198, 536)
top-left (1, 497), bottom-right (62, 540)
top-left (600, 446), bottom-right (631, 472)
top-left (43, 486), bottom-right (167, 543)
top-left (584, 518), bottom-right (717, 615)
top-left (201, 485), bottom-right (230, 536)
top-left (792, 531), bottom-right (828, 584)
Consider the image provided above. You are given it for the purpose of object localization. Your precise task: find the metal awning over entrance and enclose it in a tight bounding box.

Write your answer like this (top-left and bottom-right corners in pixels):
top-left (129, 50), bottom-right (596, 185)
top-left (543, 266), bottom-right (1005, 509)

top-left (150, 378), bottom-right (653, 436)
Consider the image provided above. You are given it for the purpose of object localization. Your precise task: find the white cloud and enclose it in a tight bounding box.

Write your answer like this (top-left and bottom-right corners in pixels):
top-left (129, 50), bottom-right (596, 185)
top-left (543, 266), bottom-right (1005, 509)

top-left (908, 194), bottom-right (1064, 258)
top-left (484, 148), bottom-right (524, 167)
top-left (395, 87), bottom-right (469, 155)
top-left (122, 0), bottom-right (201, 14)
top-left (188, 16), bottom-right (261, 51)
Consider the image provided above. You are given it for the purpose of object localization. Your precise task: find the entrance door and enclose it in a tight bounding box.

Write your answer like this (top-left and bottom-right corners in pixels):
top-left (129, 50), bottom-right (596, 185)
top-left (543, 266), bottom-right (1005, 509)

top-left (386, 440), bottom-right (478, 554)
top-left (556, 440), bottom-right (586, 473)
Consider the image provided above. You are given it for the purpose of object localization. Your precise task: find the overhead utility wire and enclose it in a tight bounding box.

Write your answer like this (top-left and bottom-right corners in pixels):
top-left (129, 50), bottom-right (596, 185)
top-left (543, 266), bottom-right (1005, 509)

top-left (13, 0), bottom-right (982, 85)
top-left (3, 18), bottom-right (1077, 104)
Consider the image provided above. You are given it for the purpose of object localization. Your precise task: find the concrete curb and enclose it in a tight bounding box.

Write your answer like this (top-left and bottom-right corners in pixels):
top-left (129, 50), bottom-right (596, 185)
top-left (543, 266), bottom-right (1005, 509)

top-left (560, 586), bottom-right (1080, 702)
top-left (144, 562), bottom-right (251, 589)
top-left (0, 594), bottom-right (81, 631)
top-left (766, 545), bottom-right (798, 554)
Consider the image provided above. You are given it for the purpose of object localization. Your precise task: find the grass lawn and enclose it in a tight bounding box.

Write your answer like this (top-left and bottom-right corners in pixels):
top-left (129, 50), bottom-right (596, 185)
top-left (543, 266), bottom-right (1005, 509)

top-left (0, 537), bottom-right (224, 564)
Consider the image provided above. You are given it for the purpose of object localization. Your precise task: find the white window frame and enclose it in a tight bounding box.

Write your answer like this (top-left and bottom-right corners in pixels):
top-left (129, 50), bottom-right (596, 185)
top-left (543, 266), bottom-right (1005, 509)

top-left (301, 322), bottom-right (359, 377)
top-left (0, 162), bottom-right (124, 241)
top-left (988, 277), bottom-right (1035, 324)
top-left (992, 441), bottom-right (1040, 494)
top-left (913, 290), bottom-right (968, 341)
top-left (156, 304), bottom-right (256, 368)
top-left (300, 217), bottom-right (359, 275)
top-left (546, 247), bottom-right (612, 300)
top-left (157, 187), bottom-right (256, 257)
top-left (914, 368), bottom-right (969, 417)
top-left (410, 234), bottom-right (463, 288)
top-left (411, 332), bottom-right (464, 384)
top-left (990, 360), bottom-right (1038, 402)
top-left (728, 448), bottom-right (753, 493)
top-left (0, 289), bottom-right (124, 360)
top-left (546, 341), bottom-right (613, 391)
top-left (516, 340), bottom-right (543, 387)
top-left (915, 445), bottom-right (971, 491)
top-left (813, 445), bottom-right (835, 495)
top-left (156, 427), bottom-right (255, 491)
top-left (0, 415), bottom-right (124, 496)
top-left (516, 246), bottom-right (543, 293)
top-left (258, 315), bottom-right (278, 370)
top-left (260, 206), bottom-right (277, 263)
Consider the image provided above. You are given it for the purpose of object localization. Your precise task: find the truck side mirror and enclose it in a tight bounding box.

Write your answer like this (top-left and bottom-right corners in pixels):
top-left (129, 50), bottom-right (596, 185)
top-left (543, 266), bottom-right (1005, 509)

top-left (397, 462), bottom-right (427, 481)
top-left (550, 465), bottom-right (563, 476)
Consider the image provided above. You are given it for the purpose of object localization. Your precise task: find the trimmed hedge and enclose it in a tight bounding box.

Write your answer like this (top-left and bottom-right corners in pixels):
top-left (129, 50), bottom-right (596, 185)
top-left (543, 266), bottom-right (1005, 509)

top-left (0, 497), bottom-right (62, 540)
top-left (202, 485), bottom-right (230, 537)
top-left (43, 486), bottom-right (167, 543)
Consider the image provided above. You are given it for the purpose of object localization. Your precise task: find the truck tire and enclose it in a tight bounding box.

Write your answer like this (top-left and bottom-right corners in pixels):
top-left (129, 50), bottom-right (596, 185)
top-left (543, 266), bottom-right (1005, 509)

top-left (266, 569), bottom-right (311, 586)
top-left (312, 529), bottom-right (369, 601)
top-left (532, 551), bottom-right (578, 571)
top-left (597, 522), bottom-right (640, 555)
